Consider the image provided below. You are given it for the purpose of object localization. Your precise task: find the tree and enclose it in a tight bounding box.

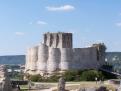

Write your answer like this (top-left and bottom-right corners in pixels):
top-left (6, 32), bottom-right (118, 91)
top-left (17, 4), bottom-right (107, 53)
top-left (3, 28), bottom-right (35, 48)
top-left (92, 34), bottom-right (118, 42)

top-left (80, 70), bottom-right (103, 81)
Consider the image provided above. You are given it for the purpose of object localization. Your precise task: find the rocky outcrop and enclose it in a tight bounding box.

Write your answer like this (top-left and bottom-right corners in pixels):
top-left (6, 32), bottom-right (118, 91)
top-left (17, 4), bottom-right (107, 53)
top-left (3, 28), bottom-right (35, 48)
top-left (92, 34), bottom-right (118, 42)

top-left (0, 65), bottom-right (12, 91)
top-left (58, 77), bottom-right (65, 91)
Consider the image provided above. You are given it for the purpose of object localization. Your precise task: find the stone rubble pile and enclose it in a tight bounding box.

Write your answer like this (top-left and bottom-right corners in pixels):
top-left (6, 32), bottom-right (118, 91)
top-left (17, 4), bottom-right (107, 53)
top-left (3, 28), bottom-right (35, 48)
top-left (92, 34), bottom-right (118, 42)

top-left (0, 65), bottom-right (12, 91)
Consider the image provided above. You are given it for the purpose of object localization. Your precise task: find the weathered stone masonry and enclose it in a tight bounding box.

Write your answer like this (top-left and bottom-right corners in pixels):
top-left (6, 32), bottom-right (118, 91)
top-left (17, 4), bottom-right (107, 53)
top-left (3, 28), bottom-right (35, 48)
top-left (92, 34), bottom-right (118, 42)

top-left (25, 32), bottom-right (106, 75)
top-left (0, 65), bottom-right (12, 91)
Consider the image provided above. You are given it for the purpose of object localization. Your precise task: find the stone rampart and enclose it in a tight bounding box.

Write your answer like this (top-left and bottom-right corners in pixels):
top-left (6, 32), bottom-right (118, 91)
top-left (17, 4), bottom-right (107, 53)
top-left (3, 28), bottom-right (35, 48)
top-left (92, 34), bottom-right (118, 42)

top-left (25, 48), bottom-right (31, 71)
top-left (30, 46), bottom-right (38, 71)
top-left (25, 32), bottom-right (106, 75)
top-left (60, 48), bottom-right (73, 71)
top-left (73, 47), bottom-right (98, 69)
top-left (47, 48), bottom-right (60, 73)
top-left (37, 43), bottom-right (48, 73)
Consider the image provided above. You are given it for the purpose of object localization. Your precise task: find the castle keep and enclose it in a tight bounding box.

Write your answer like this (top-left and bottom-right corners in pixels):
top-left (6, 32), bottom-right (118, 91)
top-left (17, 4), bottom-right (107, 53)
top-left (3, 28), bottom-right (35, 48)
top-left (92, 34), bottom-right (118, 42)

top-left (25, 32), bottom-right (106, 75)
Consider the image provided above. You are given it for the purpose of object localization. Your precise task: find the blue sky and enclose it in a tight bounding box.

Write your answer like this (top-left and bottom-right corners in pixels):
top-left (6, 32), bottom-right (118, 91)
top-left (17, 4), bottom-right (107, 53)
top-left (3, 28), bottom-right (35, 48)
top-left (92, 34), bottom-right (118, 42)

top-left (0, 0), bottom-right (121, 55)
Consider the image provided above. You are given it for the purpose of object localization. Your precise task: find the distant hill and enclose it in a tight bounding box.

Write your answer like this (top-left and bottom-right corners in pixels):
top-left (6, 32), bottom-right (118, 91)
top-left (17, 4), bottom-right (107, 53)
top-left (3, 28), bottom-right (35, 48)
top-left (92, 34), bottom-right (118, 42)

top-left (106, 52), bottom-right (121, 73)
top-left (0, 55), bottom-right (25, 65)
top-left (106, 52), bottom-right (121, 62)
top-left (0, 52), bottom-right (121, 66)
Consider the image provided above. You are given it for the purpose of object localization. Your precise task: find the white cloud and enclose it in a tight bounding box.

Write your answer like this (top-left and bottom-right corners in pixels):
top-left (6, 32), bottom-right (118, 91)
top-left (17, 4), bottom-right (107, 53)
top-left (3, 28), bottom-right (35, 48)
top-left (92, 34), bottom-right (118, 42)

top-left (15, 32), bottom-right (25, 36)
top-left (116, 22), bottom-right (121, 27)
top-left (46, 5), bottom-right (75, 11)
top-left (37, 21), bottom-right (47, 25)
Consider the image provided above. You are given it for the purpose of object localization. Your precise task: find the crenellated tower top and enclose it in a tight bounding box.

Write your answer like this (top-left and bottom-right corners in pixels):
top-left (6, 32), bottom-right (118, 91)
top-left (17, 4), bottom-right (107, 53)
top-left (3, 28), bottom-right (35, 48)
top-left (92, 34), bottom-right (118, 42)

top-left (43, 32), bottom-right (73, 48)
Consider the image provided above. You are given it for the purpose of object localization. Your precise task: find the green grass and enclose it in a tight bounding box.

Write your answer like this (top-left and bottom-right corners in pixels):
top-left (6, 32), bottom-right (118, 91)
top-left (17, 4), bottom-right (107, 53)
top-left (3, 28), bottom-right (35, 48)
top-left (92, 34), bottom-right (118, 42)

top-left (20, 85), bottom-right (28, 90)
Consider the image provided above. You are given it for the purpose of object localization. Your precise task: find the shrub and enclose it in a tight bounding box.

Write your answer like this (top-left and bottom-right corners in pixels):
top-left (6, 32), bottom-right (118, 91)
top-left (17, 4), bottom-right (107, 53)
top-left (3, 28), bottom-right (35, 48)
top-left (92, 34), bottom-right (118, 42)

top-left (80, 70), bottom-right (104, 81)
top-left (47, 75), bottom-right (60, 82)
top-left (29, 74), bottom-right (42, 82)
top-left (62, 70), bottom-right (80, 81)
top-left (27, 70), bottom-right (106, 82)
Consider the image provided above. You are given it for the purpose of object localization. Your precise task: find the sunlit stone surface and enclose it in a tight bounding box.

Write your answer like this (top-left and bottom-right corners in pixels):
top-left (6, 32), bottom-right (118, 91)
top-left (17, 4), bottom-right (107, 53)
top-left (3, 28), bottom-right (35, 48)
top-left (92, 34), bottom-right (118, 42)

top-left (0, 65), bottom-right (12, 91)
top-left (25, 32), bottom-right (106, 75)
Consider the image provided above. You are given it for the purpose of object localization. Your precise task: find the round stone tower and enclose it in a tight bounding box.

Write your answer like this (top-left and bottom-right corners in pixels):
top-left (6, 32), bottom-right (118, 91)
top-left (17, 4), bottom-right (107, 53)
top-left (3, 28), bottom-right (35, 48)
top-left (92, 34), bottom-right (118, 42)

top-left (60, 48), bottom-right (73, 71)
top-left (28, 46), bottom-right (38, 74)
top-left (25, 48), bottom-right (31, 71)
top-left (47, 48), bottom-right (61, 74)
top-left (37, 43), bottom-right (48, 75)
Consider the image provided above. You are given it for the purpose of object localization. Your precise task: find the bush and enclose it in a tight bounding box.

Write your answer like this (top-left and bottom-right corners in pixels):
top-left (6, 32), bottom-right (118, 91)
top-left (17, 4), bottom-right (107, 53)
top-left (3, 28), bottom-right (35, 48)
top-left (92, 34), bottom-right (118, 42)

top-left (29, 74), bottom-right (42, 82)
top-left (28, 73), bottom-right (60, 82)
top-left (27, 70), bottom-right (106, 82)
top-left (80, 70), bottom-right (103, 81)
top-left (62, 70), bottom-right (81, 81)
top-left (63, 70), bottom-right (75, 81)
top-left (62, 70), bottom-right (104, 81)
top-left (47, 75), bottom-right (60, 82)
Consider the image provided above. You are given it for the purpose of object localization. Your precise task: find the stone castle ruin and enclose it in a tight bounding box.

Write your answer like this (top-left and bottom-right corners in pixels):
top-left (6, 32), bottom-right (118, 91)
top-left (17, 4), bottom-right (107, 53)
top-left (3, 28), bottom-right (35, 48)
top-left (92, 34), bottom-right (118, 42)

top-left (25, 32), bottom-right (106, 75)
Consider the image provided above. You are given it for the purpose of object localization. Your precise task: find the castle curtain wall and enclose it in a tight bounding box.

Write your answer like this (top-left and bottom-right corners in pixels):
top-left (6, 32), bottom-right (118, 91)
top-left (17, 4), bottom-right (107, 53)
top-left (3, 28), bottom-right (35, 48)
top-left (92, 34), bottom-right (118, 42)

top-left (25, 32), bottom-right (106, 75)
top-left (60, 48), bottom-right (73, 71)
